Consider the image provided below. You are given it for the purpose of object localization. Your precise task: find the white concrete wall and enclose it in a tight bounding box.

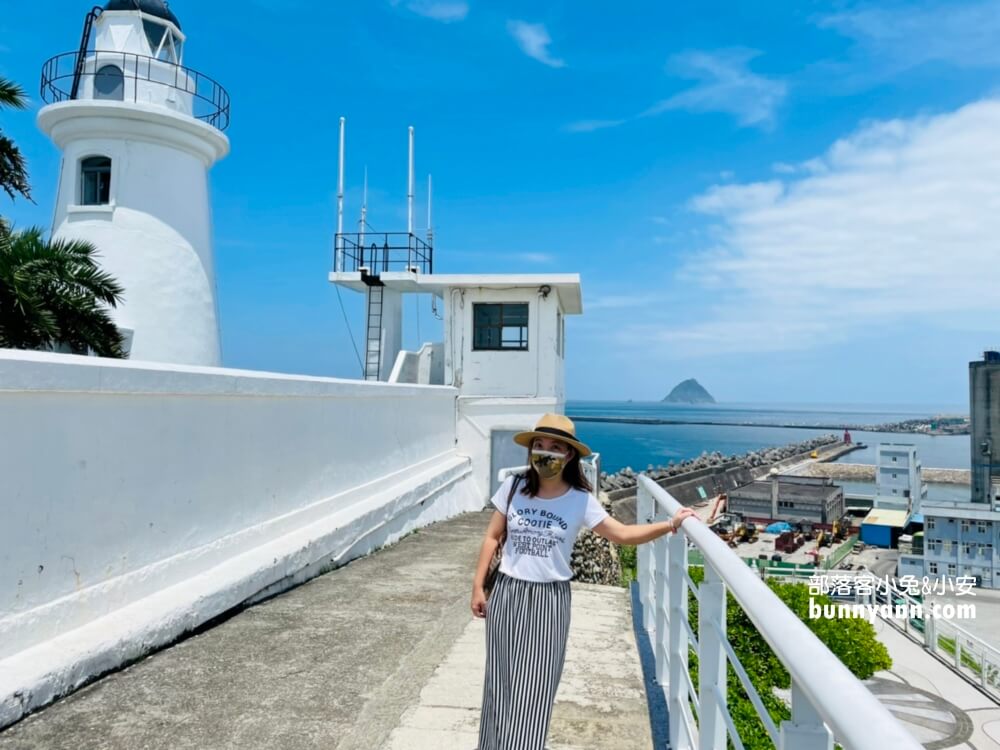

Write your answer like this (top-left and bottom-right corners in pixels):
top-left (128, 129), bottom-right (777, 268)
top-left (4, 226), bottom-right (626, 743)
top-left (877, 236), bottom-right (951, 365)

top-left (0, 351), bottom-right (479, 727)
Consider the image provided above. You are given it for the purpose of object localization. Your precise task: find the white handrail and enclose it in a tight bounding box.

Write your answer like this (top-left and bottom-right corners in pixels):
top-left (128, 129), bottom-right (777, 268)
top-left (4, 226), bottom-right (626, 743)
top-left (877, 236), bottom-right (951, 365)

top-left (637, 474), bottom-right (923, 750)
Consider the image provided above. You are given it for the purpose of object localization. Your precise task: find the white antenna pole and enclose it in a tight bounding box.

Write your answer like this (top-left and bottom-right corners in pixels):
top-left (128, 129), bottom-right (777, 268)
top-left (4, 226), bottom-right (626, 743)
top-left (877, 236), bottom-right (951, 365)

top-left (336, 116), bottom-right (345, 272)
top-left (426, 174), bottom-right (433, 243)
top-left (359, 165), bottom-right (368, 249)
top-left (407, 126), bottom-right (415, 235)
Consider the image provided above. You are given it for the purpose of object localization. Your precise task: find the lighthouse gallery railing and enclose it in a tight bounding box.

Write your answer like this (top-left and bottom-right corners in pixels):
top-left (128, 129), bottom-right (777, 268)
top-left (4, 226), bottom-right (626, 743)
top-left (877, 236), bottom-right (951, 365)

top-left (40, 50), bottom-right (230, 131)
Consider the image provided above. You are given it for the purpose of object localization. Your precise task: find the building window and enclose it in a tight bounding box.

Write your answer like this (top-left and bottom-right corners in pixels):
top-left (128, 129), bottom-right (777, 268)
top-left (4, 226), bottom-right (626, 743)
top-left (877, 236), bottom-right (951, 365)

top-left (947, 564), bottom-right (957, 576)
top-left (94, 65), bottom-right (124, 100)
top-left (892, 456), bottom-right (897, 462)
top-left (80, 156), bottom-right (111, 205)
top-left (963, 543), bottom-right (974, 556)
top-left (961, 521), bottom-right (970, 533)
top-left (929, 562), bottom-right (938, 575)
top-left (928, 540), bottom-right (939, 553)
top-left (977, 522), bottom-right (988, 534)
top-left (473, 303), bottom-right (528, 351)
top-left (985, 544), bottom-right (994, 557)
top-left (927, 518), bottom-right (936, 530)
top-left (892, 473), bottom-right (898, 479)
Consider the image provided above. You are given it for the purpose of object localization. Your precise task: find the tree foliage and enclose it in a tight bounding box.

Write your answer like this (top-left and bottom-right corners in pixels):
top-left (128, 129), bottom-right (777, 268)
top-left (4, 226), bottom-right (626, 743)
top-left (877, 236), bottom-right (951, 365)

top-left (0, 226), bottom-right (126, 357)
top-left (0, 76), bottom-right (32, 202)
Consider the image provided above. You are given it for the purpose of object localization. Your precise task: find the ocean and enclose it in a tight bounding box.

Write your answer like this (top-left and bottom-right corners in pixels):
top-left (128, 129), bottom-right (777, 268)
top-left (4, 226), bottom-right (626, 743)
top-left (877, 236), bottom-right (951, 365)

top-left (566, 401), bottom-right (971, 477)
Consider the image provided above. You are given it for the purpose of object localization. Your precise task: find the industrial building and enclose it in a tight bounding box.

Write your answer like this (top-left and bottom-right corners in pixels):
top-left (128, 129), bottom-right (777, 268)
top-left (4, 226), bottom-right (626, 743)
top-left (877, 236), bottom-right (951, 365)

top-left (899, 351), bottom-right (1000, 588)
top-left (874, 443), bottom-right (926, 513)
top-left (727, 475), bottom-right (844, 524)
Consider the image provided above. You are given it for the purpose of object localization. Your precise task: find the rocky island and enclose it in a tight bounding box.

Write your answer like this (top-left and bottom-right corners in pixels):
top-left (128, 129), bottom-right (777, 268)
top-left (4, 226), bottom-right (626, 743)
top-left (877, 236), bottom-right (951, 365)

top-left (663, 378), bottom-right (715, 404)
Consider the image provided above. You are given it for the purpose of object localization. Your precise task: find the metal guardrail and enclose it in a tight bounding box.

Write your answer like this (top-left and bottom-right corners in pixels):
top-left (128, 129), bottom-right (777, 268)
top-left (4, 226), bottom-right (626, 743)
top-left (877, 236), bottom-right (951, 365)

top-left (334, 232), bottom-right (432, 276)
top-left (637, 474), bottom-right (923, 750)
top-left (40, 50), bottom-right (231, 130)
top-left (804, 570), bottom-right (1000, 702)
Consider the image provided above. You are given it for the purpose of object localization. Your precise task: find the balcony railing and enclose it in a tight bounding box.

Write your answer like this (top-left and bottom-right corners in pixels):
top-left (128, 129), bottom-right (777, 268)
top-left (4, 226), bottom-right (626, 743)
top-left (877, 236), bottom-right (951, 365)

top-left (334, 232), bottom-right (433, 276)
top-left (40, 50), bottom-right (231, 131)
top-left (637, 475), bottom-right (923, 750)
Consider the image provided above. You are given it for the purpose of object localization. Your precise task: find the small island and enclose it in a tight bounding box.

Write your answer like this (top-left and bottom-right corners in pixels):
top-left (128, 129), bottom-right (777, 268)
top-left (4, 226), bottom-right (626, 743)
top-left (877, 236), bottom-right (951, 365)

top-left (663, 379), bottom-right (715, 404)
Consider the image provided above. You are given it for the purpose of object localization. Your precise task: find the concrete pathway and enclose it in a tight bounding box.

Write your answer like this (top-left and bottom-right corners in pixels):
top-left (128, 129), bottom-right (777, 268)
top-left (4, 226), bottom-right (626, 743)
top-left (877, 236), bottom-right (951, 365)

top-left (0, 509), bottom-right (651, 750)
top-left (384, 583), bottom-right (652, 750)
top-left (871, 614), bottom-right (1000, 749)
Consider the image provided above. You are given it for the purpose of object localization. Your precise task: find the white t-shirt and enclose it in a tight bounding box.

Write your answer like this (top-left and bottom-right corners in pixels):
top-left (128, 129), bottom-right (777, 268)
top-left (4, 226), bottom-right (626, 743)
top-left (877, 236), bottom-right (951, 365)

top-left (491, 474), bottom-right (610, 583)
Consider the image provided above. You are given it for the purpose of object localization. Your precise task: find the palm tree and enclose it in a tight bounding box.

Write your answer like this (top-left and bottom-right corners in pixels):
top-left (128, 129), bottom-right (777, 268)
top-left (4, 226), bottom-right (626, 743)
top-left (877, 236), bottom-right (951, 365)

top-left (0, 224), bottom-right (126, 357)
top-left (0, 76), bottom-right (32, 202)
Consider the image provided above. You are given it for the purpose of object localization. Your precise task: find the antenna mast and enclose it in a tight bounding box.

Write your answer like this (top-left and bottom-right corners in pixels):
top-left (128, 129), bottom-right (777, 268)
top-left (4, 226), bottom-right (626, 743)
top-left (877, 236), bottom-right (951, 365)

top-left (359, 166), bottom-right (368, 250)
top-left (426, 174), bottom-right (433, 245)
top-left (336, 117), bottom-right (345, 272)
top-left (407, 126), bottom-right (415, 235)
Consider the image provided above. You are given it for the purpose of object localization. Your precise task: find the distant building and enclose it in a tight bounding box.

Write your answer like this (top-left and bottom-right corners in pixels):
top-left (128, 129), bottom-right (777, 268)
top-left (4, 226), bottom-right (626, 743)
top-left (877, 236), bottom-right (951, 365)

top-left (874, 443), bottom-right (926, 513)
top-left (728, 475), bottom-right (844, 524)
top-left (899, 352), bottom-right (1000, 589)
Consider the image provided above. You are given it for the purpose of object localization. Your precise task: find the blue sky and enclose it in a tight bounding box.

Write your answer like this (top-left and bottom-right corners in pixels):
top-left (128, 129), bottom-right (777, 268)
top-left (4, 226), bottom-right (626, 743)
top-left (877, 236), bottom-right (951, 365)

top-left (2, 0), bottom-right (998, 407)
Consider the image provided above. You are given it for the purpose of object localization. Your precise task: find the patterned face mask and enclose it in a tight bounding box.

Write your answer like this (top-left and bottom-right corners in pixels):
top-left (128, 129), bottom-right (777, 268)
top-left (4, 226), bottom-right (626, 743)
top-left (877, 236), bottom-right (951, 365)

top-left (531, 449), bottom-right (567, 479)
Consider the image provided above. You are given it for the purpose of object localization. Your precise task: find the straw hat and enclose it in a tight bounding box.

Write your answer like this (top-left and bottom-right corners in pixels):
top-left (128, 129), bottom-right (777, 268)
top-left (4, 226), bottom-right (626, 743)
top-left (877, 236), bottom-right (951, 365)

top-left (513, 413), bottom-right (592, 457)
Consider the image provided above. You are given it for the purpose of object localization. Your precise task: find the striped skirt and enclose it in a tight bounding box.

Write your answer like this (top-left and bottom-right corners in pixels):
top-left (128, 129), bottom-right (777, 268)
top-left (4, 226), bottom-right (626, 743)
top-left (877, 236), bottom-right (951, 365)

top-left (477, 571), bottom-right (572, 750)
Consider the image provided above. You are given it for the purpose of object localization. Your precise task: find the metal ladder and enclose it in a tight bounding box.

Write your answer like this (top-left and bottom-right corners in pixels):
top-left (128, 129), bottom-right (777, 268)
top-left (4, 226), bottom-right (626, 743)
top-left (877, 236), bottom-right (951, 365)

top-left (364, 283), bottom-right (384, 381)
top-left (70, 6), bottom-right (104, 100)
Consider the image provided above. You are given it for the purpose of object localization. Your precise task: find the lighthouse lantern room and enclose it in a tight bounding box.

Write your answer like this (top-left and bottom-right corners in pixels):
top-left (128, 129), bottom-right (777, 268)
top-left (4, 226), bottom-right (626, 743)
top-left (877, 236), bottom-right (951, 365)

top-left (38, 0), bottom-right (230, 365)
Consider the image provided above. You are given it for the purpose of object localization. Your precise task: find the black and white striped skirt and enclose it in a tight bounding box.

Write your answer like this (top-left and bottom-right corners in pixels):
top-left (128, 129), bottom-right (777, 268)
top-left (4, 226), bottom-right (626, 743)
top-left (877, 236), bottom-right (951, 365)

top-left (478, 571), bottom-right (572, 750)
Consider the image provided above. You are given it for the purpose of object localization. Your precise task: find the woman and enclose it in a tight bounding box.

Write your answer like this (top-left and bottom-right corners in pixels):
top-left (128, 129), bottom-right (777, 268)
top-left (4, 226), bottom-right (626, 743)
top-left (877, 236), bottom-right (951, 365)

top-left (471, 413), bottom-right (696, 750)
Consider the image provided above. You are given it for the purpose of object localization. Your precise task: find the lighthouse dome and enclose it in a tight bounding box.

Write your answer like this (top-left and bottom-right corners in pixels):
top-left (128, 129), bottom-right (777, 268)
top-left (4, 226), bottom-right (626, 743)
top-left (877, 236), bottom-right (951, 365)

top-left (103, 0), bottom-right (181, 30)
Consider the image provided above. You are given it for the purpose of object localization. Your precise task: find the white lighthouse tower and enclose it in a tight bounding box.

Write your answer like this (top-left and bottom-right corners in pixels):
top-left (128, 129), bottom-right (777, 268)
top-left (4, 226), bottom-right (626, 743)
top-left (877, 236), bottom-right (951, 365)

top-left (38, 0), bottom-right (229, 365)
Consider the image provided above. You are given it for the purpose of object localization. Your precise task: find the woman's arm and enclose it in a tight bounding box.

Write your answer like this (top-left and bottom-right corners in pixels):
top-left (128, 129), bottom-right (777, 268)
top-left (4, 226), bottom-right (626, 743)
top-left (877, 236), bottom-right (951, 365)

top-left (592, 508), bottom-right (697, 545)
top-left (471, 510), bottom-right (507, 618)
top-left (472, 510), bottom-right (507, 591)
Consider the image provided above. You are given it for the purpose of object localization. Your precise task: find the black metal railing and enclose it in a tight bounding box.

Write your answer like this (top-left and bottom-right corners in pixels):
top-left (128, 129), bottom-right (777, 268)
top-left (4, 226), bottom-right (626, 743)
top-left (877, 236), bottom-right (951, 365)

top-left (40, 50), bottom-right (231, 131)
top-left (335, 232), bottom-right (433, 275)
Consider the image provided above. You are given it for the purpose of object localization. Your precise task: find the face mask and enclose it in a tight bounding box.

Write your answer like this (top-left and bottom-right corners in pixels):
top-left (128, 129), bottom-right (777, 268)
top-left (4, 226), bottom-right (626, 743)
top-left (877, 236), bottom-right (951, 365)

top-left (531, 449), bottom-right (567, 479)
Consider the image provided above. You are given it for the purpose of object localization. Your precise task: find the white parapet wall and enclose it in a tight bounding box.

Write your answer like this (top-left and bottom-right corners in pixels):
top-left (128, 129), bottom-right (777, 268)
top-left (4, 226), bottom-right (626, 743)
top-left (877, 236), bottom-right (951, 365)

top-left (0, 351), bottom-right (480, 728)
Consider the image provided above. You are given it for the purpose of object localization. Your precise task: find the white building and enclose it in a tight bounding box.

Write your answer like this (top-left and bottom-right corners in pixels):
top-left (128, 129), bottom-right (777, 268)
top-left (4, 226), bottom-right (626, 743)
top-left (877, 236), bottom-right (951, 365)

top-left (874, 443), bottom-right (925, 513)
top-left (898, 352), bottom-right (1000, 589)
top-left (38, 0), bottom-right (229, 365)
top-left (329, 266), bottom-right (582, 497)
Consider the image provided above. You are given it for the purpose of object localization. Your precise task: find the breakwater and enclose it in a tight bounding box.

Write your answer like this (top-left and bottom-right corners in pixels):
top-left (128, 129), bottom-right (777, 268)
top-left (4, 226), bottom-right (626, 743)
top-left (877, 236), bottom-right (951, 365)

top-left (793, 462), bottom-right (972, 485)
top-left (572, 415), bottom-right (968, 435)
top-left (599, 434), bottom-right (841, 499)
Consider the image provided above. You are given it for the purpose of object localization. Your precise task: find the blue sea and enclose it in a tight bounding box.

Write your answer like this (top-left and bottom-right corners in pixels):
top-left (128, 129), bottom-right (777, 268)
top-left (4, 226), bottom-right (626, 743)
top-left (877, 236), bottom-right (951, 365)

top-left (567, 401), bottom-right (970, 476)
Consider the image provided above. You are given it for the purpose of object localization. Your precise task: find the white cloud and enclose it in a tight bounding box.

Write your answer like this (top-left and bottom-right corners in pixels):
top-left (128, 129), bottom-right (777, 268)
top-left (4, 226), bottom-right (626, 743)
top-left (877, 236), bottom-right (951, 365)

top-left (820, 1), bottom-right (1000, 73)
top-left (515, 252), bottom-right (555, 264)
top-left (644, 48), bottom-right (787, 129)
top-left (633, 99), bottom-right (1000, 356)
top-left (392, 0), bottom-right (468, 22)
top-left (507, 21), bottom-right (566, 68)
top-left (565, 119), bottom-right (625, 133)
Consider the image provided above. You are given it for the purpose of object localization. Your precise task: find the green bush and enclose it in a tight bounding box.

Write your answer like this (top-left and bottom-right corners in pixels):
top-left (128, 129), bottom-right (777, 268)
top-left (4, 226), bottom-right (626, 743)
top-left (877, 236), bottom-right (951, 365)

top-left (684, 566), bottom-right (891, 749)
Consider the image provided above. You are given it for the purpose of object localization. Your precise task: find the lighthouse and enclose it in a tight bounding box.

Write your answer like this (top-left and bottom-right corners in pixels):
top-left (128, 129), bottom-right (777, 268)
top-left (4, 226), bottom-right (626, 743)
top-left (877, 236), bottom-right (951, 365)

top-left (38, 0), bottom-right (230, 365)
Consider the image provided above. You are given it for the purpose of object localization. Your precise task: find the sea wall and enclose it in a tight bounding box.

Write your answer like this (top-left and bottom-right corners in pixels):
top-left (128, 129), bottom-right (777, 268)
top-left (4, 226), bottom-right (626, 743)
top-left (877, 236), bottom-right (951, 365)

top-left (0, 351), bottom-right (480, 728)
top-left (794, 462), bottom-right (972, 485)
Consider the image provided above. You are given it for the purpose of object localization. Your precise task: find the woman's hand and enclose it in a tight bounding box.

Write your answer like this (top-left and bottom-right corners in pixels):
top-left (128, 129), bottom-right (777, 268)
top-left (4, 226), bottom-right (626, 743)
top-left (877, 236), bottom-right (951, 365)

top-left (471, 586), bottom-right (487, 618)
top-left (671, 507), bottom-right (698, 532)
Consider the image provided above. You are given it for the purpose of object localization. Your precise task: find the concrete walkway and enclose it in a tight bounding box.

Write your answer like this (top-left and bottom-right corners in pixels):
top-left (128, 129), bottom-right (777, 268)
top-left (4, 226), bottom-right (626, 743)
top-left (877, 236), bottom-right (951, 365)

top-left (871, 615), bottom-right (1000, 749)
top-left (0, 509), bottom-right (651, 750)
top-left (384, 583), bottom-right (651, 750)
